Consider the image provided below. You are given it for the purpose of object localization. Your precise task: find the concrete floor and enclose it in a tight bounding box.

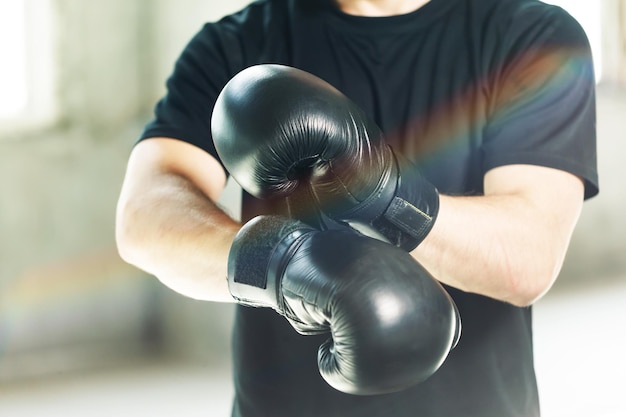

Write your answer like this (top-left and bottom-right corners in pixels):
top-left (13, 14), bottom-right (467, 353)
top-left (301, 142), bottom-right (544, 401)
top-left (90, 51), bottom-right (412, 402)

top-left (0, 277), bottom-right (624, 417)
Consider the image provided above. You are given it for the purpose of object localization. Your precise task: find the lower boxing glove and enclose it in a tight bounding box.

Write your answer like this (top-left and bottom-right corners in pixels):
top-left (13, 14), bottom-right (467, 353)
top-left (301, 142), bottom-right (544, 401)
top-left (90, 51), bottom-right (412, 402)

top-left (228, 215), bottom-right (461, 395)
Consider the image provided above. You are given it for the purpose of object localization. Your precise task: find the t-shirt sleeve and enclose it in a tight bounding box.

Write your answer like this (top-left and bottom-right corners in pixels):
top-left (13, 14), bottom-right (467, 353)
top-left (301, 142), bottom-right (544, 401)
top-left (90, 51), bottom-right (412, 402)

top-left (482, 5), bottom-right (599, 199)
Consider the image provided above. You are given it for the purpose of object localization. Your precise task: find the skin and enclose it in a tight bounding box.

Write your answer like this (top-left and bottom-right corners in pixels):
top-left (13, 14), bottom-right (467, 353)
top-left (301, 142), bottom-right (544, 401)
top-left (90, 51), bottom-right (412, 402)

top-left (416, 167), bottom-right (583, 306)
top-left (115, 0), bottom-right (586, 307)
top-left (335, 0), bottom-right (431, 16)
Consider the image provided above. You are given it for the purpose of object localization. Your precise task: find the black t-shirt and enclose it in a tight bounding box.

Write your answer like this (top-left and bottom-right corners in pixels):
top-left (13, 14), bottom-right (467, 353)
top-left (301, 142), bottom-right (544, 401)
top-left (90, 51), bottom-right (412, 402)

top-left (140, 0), bottom-right (599, 416)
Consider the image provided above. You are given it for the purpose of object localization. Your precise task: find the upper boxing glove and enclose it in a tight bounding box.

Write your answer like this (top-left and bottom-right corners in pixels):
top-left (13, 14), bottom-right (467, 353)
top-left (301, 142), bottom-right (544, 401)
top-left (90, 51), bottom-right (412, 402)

top-left (212, 64), bottom-right (439, 251)
top-left (229, 215), bottom-right (460, 395)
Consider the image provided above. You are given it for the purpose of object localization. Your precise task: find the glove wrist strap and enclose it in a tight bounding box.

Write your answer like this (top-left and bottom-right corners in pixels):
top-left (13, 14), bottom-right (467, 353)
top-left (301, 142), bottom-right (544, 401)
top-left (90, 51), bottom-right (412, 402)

top-left (227, 216), bottom-right (313, 311)
top-left (331, 147), bottom-right (440, 251)
top-left (375, 152), bottom-right (440, 251)
top-left (380, 175), bottom-right (439, 251)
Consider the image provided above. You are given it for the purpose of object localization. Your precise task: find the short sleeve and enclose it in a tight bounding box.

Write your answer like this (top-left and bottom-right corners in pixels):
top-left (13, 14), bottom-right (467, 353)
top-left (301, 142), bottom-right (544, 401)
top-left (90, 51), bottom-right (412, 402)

top-left (482, 5), bottom-right (599, 199)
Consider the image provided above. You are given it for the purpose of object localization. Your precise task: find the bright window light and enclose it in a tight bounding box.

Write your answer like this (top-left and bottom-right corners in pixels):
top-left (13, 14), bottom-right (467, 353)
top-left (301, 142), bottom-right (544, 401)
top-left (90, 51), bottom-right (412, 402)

top-left (0, 1), bottom-right (28, 118)
top-left (543, 0), bottom-right (603, 81)
top-left (0, 0), bottom-right (56, 134)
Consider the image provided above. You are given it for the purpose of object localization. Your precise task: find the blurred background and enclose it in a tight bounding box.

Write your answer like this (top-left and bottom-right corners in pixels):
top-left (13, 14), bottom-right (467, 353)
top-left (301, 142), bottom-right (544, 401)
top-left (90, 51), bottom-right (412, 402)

top-left (0, 1), bottom-right (624, 416)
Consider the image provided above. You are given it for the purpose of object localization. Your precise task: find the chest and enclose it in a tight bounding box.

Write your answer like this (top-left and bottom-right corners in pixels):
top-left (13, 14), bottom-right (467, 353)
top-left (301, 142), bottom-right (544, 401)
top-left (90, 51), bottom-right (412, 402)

top-left (288, 26), bottom-right (491, 194)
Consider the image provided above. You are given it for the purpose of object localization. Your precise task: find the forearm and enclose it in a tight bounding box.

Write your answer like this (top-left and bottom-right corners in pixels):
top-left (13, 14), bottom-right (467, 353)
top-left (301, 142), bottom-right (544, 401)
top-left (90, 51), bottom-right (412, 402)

top-left (116, 171), bottom-right (240, 302)
top-left (413, 193), bottom-right (574, 307)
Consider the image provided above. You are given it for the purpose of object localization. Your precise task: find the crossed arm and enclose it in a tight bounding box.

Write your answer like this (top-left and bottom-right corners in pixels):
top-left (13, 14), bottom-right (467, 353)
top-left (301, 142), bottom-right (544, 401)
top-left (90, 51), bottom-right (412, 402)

top-left (414, 165), bottom-right (583, 306)
top-left (115, 137), bottom-right (584, 306)
top-left (116, 137), bottom-right (238, 302)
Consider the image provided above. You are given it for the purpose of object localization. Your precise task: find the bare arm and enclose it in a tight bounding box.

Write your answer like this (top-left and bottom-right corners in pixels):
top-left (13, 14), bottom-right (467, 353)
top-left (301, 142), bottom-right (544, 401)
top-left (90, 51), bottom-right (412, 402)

top-left (115, 137), bottom-right (241, 302)
top-left (413, 164), bottom-right (584, 307)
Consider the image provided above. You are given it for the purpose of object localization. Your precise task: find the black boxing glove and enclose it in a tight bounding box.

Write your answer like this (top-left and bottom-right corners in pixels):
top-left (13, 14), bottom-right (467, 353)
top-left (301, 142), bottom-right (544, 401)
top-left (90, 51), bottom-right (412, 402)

top-left (212, 64), bottom-right (439, 251)
top-left (229, 215), bottom-right (460, 395)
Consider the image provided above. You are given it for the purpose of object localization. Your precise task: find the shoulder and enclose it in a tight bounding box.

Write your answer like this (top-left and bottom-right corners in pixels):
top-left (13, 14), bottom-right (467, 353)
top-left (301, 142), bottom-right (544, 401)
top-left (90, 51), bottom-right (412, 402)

top-left (209, 0), bottom-right (293, 32)
top-left (478, 0), bottom-right (590, 49)
top-left (462, 0), bottom-right (593, 81)
top-left (451, 0), bottom-right (591, 67)
top-left (184, 0), bottom-right (295, 73)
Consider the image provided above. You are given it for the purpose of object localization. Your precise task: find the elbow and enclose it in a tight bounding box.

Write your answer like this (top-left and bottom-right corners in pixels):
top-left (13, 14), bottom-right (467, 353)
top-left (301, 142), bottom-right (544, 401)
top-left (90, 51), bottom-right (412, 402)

top-left (505, 264), bottom-right (559, 307)
top-left (506, 284), bottom-right (546, 308)
top-left (115, 225), bottom-right (136, 266)
top-left (115, 199), bottom-right (143, 267)
top-left (494, 236), bottom-right (566, 307)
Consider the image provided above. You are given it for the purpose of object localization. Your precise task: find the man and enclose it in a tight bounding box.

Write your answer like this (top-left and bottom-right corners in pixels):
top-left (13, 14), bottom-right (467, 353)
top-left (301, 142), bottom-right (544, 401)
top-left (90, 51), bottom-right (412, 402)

top-left (115, 0), bottom-right (598, 416)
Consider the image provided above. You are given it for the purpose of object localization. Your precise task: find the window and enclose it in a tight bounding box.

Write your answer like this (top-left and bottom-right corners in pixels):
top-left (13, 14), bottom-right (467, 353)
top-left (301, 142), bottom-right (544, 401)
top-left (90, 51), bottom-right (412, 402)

top-left (0, 2), bottom-right (28, 118)
top-left (543, 0), bottom-right (603, 81)
top-left (0, 0), bottom-right (56, 133)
